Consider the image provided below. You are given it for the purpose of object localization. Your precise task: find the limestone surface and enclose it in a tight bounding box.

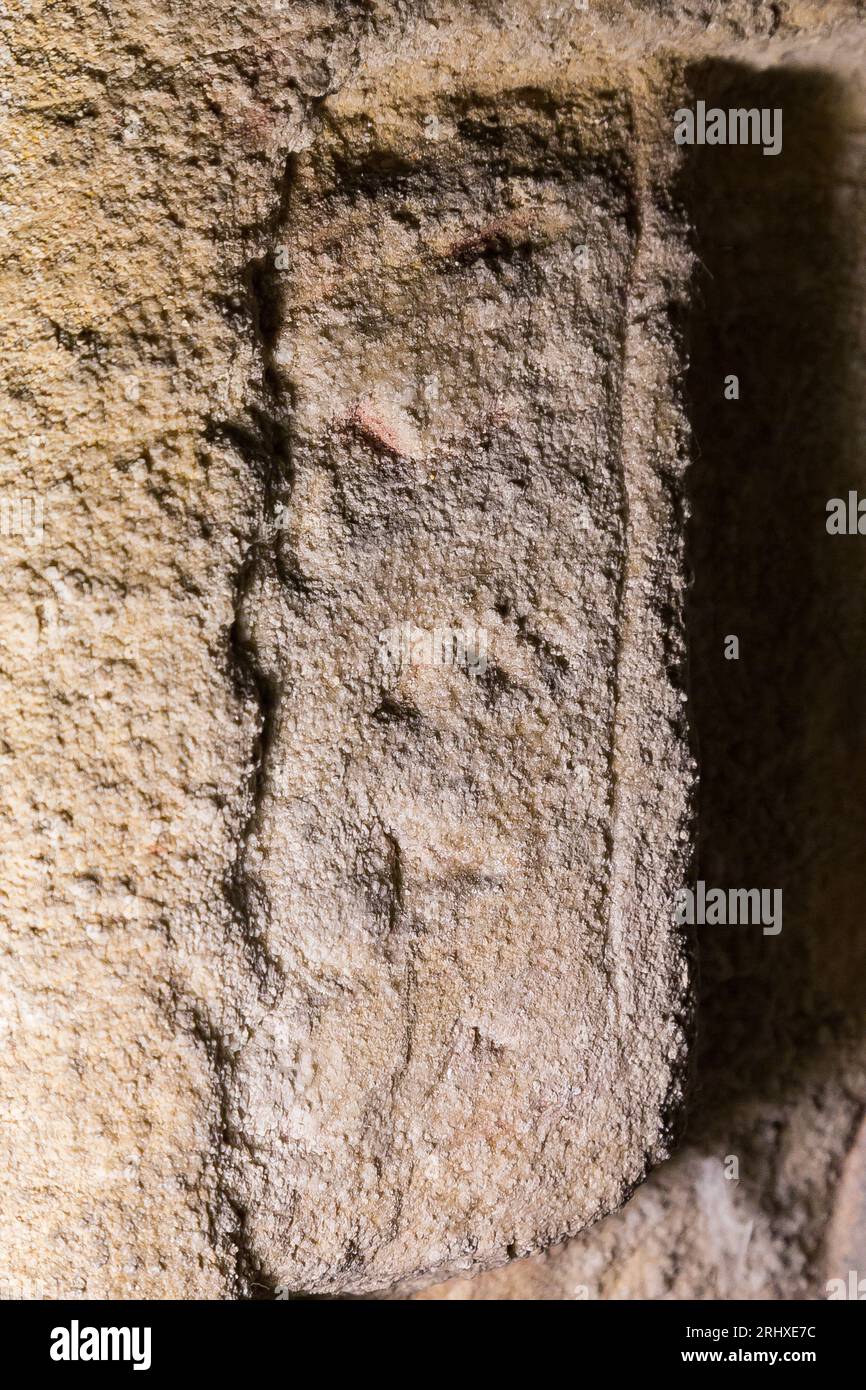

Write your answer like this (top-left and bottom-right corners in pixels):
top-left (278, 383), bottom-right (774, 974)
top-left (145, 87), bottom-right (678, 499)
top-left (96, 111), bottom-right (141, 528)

top-left (227, 66), bottom-right (694, 1294)
top-left (3, 0), bottom-right (862, 1304)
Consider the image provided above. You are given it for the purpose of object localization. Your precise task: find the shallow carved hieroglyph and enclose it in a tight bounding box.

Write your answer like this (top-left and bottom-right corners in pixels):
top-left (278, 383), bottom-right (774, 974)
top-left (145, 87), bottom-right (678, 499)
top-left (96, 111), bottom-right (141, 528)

top-left (229, 74), bottom-right (695, 1295)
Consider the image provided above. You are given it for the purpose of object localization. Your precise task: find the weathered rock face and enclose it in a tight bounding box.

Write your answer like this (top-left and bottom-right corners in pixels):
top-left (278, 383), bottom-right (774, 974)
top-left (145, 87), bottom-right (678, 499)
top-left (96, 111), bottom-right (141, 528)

top-left (228, 71), bottom-right (694, 1294)
top-left (4, 0), bottom-right (863, 1305)
top-left (406, 17), bottom-right (866, 1305)
top-left (0, 0), bottom-right (369, 1302)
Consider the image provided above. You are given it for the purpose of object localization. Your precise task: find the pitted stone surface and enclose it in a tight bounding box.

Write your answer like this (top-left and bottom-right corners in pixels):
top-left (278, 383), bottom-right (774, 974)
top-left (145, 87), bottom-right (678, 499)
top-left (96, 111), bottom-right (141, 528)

top-left (7, 0), bottom-right (861, 1304)
top-left (230, 76), bottom-right (694, 1296)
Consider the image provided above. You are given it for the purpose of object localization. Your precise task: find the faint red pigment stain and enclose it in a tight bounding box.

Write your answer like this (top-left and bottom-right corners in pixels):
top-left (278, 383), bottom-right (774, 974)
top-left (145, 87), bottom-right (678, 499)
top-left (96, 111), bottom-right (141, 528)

top-left (345, 404), bottom-right (407, 459)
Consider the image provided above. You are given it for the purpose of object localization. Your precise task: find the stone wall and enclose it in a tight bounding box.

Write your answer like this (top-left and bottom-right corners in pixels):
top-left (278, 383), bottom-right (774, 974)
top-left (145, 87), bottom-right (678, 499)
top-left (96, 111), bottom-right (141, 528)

top-left (1, 0), bottom-right (864, 1301)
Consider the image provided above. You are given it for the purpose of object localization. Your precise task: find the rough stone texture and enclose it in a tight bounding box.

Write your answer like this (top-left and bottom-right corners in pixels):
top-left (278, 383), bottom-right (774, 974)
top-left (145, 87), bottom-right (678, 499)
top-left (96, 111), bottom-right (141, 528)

top-left (405, 18), bottom-right (866, 1304)
top-left (229, 67), bottom-right (693, 1295)
top-left (1, 0), bottom-right (865, 1302)
top-left (0, 0), bottom-right (368, 1300)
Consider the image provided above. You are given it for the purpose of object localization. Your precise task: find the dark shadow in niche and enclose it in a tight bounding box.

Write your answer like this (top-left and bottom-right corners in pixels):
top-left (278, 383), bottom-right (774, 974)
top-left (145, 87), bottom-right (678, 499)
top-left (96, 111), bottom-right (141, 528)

top-left (679, 57), bottom-right (866, 1276)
